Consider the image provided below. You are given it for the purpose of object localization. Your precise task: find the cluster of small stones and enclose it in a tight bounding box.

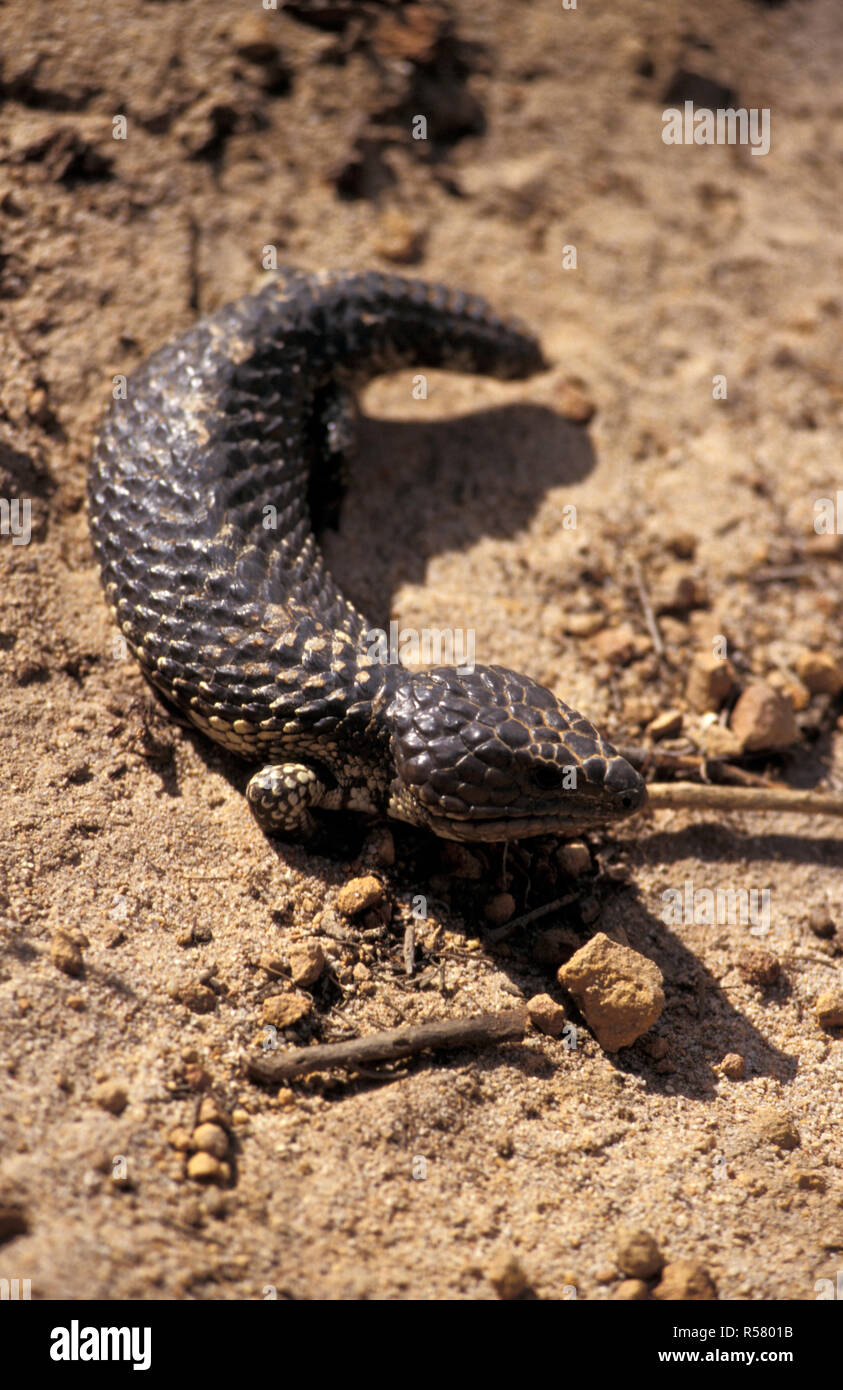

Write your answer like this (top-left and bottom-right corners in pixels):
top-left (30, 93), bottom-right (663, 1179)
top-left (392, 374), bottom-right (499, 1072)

top-left (169, 1097), bottom-right (234, 1186)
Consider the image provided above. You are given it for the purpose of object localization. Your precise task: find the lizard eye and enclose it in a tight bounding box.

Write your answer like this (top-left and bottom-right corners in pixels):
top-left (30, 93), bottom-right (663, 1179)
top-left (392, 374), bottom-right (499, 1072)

top-left (531, 762), bottom-right (567, 792)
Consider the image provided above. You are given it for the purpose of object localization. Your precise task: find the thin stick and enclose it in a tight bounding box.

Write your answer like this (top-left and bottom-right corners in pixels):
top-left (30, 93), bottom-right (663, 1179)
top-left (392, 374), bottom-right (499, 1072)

top-left (403, 916), bottom-right (416, 977)
top-left (643, 782), bottom-right (843, 818)
top-left (619, 745), bottom-right (773, 787)
top-left (244, 1006), bottom-right (528, 1084)
top-left (629, 558), bottom-right (666, 660)
top-left (485, 892), bottom-right (579, 943)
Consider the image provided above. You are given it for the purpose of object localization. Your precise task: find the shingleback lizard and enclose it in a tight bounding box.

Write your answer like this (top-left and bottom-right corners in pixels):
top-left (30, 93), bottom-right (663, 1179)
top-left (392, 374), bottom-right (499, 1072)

top-left (88, 268), bottom-right (647, 843)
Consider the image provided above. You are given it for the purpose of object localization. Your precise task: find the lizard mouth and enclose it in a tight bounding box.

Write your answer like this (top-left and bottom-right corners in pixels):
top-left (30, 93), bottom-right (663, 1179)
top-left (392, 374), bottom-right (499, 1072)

top-left (419, 786), bottom-right (648, 842)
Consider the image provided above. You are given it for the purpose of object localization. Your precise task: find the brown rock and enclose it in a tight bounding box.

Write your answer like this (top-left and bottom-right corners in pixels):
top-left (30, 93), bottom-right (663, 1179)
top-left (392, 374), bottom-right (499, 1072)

top-left (289, 941), bottom-right (325, 988)
top-left (192, 1123), bottom-right (229, 1160)
top-left (186, 1152), bottom-right (222, 1183)
top-left (557, 932), bottom-right (664, 1051)
top-left (614, 1278), bottom-right (649, 1300)
top-left (174, 982), bottom-right (217, 1014)
top-left (488, 1250), bottom-right (529, 1300)
top-left (261, 993), bottom-right (311, 1029)
top-left (808, 905), bottom-right (835, 939)
top-left (699, 721), bottom-right (743, 759)
top-left (647, 709), bottom-right (683, 740)
top-left (616, 1226), bottom-right (664, 1279)
top-left (815, 990), bottom-right (843, 1029)
top-left (666, 531), bottom-right (697, 560)
top-left (484, 893), bottom-right (515, 926)
top-left (654, 1260), bottom-right (717, 1301)
top-left (372, 208), bottom-right (425, 264)
top-left (794, 1169), bottom-right (827, 1192)
top-left (527, 993), bottom-right (567, 1037)
top-left (0, 1204), bottom-right (29, 1244)
top-left (595, 622), bottom-right (637, 665)
top-left (654, 564), bottom-right (708, 614)
top-left (685, 652), bottom-right (737, 712)
top-left (720, 1053), bottom-right (746, 1080)
top-left (198, 1096), bottom-right (231, 1129)
top-left (738, 949), bottom-right (780, 987)
top-left (554, 379), bottom-right (596, 423)
top-left (335, 876), bottom-right (385, 917)
top-left (50, 930), bottom-right (85, 977)
top-left (230, 14), bottom-right (277, 62)
top-left (730, 682), bottom-right (798, 752)
top-left (752, 1107), bottom-right (800, 1150)
top-left (92, 1080), bottom-right (128, 1115)
top-left (795, 649), bottom-right (843, 696)
top-left (556, 841), bottom-right (591, 876)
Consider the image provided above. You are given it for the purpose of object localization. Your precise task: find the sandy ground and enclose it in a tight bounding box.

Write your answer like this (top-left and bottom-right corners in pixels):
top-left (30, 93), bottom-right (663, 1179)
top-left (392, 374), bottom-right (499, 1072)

top-left (0, 0), bottom-right (841, 1301)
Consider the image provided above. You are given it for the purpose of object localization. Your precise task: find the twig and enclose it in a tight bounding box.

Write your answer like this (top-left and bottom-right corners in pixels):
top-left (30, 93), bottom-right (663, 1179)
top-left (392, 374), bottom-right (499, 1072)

top-left (485, 892), bottom-right (579, 943)
top-left (619, 745), bottom-right (776, 788)
top-left (403, 917), bottom-right (416, 977)
top-left (643, 782), bottom-right (843, 818)
top-left (629, 558), bottom-right (666, 660)
top-left (244, 1006), bottom-right (528, 1084)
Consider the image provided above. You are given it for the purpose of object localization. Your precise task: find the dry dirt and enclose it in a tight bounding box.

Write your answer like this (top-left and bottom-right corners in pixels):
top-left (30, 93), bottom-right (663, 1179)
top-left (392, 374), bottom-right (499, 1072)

top-left (0, 0), bottom-right (841, 1302)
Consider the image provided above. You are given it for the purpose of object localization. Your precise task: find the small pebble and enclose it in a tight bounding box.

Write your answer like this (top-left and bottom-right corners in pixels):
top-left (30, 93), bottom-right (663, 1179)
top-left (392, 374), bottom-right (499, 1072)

top-left (752, 1107), bottom-right (800, 1151)
top-left (186, 1152), bottom-right (222, 1183)
top-left (795, 649), bottom-right (843, 696)
top-left (794, 1170), bottom-right (827, 1192)
top-left (616, 1226), bottom-right (663, 1279)
top-left (738, 948), bottom-right (780, 987)
top-left (699, 721), bottom-right (743, 759)
top-left (808, 905), bottom-right (836, 939)
top-left (553, 379), bottom-right (596, 423)
top-left (372, 208), bottom-right (425, 264)
top-left (720, 1053), bottom-right (746, 1080)
top-left (197, 1096), bottom-right (230, 1128)
top-left (487, 1250), bottom-right (529, 1300)
top-left (173, 982), bottom-right (217, 1014)
top-left (685, 652), bottom-right (736, 712)
top-left (654, 1260), bottom-right (717, 1301)
top-left (556, 841), bottom-right (591, 876)
top-left (614, 1278), bottom-right (649, 1300)
top-left (815, 990), bottom-right (843, 1029)
top-left (168, 1127), bottom-right (193, 1153)
top-left (653, 564), bottom-right (708, 614)
top-left (0, 1204), bottom-right (29, 1242)
top-left (647, 709), bottom-right (683, 740)
top-left (594, 622), bottom-right (637, 665)
top-left (92, 1080), bottom-right (128, 1116)
top-left (730, 682), bottom-right (797, 752)
top-left (50, 930), bottom-right (85, 977)
top-left (261, 993), bottom-right (311, 1028)
top-left (289, 941), bottom-right (325, 988)
top-left (192, 1123), bottom-right (229, 1160)
top-left (335, 876), bottom-right (385, 917)
top-left (527, 993), bottom-right (567, 1037)
top-left (484, 893), bottom-right (515, 926)
top-left (495, 1131), bottom-right (514, 1158)
top-left (231, 14), bottom-right (278, 62)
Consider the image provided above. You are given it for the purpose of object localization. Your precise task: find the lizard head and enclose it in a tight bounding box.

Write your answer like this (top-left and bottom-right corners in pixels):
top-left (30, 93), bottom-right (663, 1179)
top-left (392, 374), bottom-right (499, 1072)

top-left (386, 664), bottom-right (647, 842)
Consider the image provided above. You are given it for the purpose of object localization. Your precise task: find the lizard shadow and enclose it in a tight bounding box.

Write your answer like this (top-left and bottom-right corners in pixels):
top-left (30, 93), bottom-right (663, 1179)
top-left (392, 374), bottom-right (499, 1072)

top-left (320, 401), bottom-right (594, 626)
